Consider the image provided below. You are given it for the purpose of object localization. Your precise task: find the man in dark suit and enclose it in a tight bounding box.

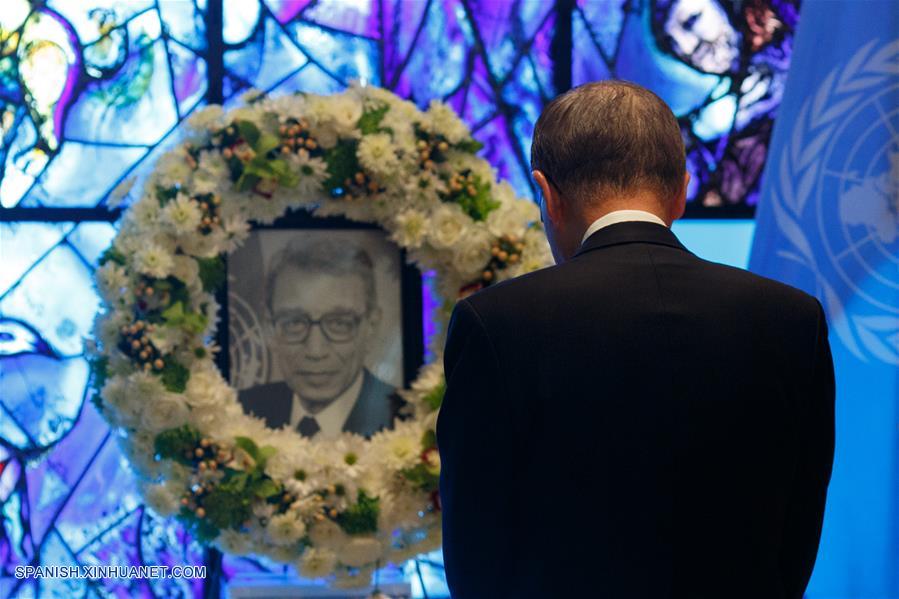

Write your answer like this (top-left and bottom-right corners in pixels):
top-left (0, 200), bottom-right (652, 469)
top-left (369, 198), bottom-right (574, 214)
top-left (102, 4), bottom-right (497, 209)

top-left (437, 81), bottom-right (835, 598)
top-left (239, 239), bottom-right (402, 438)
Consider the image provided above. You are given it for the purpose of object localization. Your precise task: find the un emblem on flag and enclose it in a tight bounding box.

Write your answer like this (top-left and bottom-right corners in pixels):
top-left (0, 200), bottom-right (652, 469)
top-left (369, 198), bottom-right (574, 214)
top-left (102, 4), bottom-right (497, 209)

top-left (772, 39), bottom-right (899, 364)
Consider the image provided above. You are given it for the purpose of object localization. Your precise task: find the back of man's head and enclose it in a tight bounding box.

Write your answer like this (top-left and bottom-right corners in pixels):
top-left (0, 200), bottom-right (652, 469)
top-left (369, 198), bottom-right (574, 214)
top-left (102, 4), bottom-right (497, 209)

top-left (531, 80), bottom-right (686, 208)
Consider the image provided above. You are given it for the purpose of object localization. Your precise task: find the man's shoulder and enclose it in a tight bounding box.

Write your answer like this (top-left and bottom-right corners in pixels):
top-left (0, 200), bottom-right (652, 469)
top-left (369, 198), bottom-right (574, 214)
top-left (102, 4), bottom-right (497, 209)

top-left (695, 257), bottom-right (821, 314)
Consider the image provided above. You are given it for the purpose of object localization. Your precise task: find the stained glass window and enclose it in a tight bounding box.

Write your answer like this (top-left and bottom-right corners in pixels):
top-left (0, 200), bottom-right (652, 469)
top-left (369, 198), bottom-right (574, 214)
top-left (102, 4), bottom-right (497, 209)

top-left (573, 0), bottom-right (800, 215)
top-left (1, 1), bottom-right (799, 596)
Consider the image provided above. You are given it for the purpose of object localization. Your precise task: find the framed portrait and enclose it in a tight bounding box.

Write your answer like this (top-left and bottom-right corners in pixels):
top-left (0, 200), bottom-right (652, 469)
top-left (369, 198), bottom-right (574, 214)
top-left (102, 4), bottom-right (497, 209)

top-left (219, 210), bottom-right (424, 439)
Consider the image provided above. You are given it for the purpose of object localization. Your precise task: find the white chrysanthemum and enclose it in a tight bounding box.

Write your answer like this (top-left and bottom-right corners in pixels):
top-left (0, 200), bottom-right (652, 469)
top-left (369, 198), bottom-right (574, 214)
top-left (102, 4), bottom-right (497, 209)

top-left (297, 548), bottom-right (338, 579)
top-left (162, 194), bottom-right (203, 235)
top-left (451, 227), bottom-right (492, 279)
top-left (428, 204), bottom-right (470, 250)
top-left (192, 151), bottom-right (228, 195)
top-left (288, 149), bottom-right (328, 199)
top-left (338, 537), bottom-right (383, 568)
top-left (128, 197), bottom-right (163, 230)
top-left (372, 423), bottom-right (422, 471)
top-left (356, 133), bottom-right (400, 180)
top-left (141, 393), bottom-right (189, 433)
top-left (184, 365), bottom-right (229, 409)
top-left (187, 105), bottom-right (225, 132)
top-left (486, 199), bottom-right (538, 239)
top-left (307, 519), bottom-right (349, 552)
top-left (94, 310), bottom-right (130, 350)
top-left (96, 262), bottom-right (130, 303)
top-left (215, 529), bottom-right (254, 556)
top-left (265, 512), bottom-right (307, 546)
top-left (133, 243), bottom-right (174, 278)
top-left (145, 325), bottom-right (182, 355)
top-left (155, 149), bottom-right (193, 188)
top-left (410, 361), bottom-right (444, 394)
top-left (425, 100), bottom-right (470, 144)
top-left (390, 209), bottom-right (428, 249)
top-left (142, 482), bottom-right (181, 516)
top-left (101, 376), bottom-right (142, 427)
top-left (329, 94), bottom-right (364, 137)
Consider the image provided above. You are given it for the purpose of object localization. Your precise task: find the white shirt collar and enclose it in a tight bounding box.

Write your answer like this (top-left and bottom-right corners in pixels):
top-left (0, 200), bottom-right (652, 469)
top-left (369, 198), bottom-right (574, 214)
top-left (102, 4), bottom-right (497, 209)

top-left (581, 210), bottom-right (668, 244)
top-left (290, 371), bottom-right (364, 438)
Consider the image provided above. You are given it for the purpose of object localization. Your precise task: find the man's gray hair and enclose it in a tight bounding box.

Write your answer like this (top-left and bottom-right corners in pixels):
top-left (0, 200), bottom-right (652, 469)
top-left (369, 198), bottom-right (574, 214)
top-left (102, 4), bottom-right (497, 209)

top-left (530, 80), bottom-right (686, 206)
top-left (265, 237), bottom-right (377, 313)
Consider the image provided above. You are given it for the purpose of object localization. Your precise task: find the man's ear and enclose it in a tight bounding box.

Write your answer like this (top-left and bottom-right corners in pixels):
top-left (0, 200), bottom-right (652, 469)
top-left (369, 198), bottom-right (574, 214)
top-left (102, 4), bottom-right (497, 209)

top-left (532, 170), bottom-right (564, 224)
top-left (671, 172), bottom-right (689, 222)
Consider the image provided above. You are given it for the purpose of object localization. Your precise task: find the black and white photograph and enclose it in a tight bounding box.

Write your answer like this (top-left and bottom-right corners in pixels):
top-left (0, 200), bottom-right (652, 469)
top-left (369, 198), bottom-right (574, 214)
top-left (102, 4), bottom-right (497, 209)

top-left (227, 227), bottom-right (409, 438)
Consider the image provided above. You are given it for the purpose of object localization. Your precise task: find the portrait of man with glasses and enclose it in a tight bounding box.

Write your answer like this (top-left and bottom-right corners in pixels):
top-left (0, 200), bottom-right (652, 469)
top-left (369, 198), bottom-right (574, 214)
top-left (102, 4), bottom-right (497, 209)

top-left (235, 234), bottom-right (404, 438)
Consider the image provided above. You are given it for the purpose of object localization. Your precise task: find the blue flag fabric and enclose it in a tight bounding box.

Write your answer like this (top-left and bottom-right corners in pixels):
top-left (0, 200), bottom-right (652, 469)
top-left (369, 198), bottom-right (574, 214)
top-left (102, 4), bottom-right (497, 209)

top-left (749, 1), bottom-right (899, 597)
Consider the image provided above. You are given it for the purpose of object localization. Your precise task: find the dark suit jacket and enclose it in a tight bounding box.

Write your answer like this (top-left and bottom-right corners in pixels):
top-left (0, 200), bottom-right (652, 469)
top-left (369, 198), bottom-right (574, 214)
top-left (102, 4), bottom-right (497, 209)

top-left (239, 369), bottom-right (401, 437)
top-left (437, 222), bottom-right (835, 599)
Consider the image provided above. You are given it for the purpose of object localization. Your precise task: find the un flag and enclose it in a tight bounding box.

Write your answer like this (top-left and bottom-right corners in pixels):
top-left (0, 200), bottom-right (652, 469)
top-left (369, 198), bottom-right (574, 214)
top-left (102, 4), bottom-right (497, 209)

top-left (750, 1), bottom-right (898, 596)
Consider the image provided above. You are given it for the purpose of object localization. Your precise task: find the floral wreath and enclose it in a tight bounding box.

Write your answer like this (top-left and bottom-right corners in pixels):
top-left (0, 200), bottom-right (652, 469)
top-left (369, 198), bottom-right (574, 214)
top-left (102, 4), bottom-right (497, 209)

top-left (89, 84), bottom-right (550, 586)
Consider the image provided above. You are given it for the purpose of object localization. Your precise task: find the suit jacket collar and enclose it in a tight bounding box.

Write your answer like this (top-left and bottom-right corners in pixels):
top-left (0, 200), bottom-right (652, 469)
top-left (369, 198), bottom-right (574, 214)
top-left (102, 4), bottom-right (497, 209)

top-left (573, 221), bottom-right (690, 258)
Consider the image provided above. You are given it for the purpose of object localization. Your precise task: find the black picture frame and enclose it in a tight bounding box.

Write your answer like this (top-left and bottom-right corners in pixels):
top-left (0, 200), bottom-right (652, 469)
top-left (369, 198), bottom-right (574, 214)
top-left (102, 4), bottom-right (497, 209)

top-left (214, 208), bottom-right (424, 397)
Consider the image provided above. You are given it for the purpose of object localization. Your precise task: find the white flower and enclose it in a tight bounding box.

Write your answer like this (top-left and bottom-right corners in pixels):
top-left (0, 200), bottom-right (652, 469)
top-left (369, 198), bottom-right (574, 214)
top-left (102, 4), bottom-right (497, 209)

top-left (486, 198), bottom-right (539, 239)
top-left (307, 519), bottom-right (348, 552)
top-left (338, 537), bottom-right (382, 568)
top-left (183, 366), bottom-right (229, 409)
top-left (162, 194), bottom-right (203, 235)
top-left (356, 133), bottom-right (400, 180)
top-left (146, 325), bottom-right (182, 355)
top-left (215, 529), bottom-right (253, 555)
top-left (428, 204), bottom-right (470, 250)
top-left (155, 149), bottom-right (193, 188)
top-left (451, 227), bottom-right (492, 279)
top-left (142, 482), bottom-right (181, 516)
top-left (372, 422), bottom-right (422, 471)
top-left (390, 209), bottom-right (428, 249)
top-left (265, 512), bottom-right (307, 546)
top-left (192, 151), bottom-right (228, 195)
top-left (141, 393), bottom-right (189, 433)
top-left (288, 149), bottom-right (328, 199)
top-left (101, 376), bottom-right (142, 427)
top-left (425, 100), bottom-right (470, 144)
top-left (133, 243), bottom-right (174, 278)
top-left (128, 197), bottom-right (163, 230)
top-left (95, 262), bottom-right (130, 304)
top-left (169, 255), bottom-right (200, 285)
top-left (187, 105), bottom-right (225, 132)
top-left (297, 548), bottom-right (338, 578)
top-left (329, 94), bottom-right (364, 137)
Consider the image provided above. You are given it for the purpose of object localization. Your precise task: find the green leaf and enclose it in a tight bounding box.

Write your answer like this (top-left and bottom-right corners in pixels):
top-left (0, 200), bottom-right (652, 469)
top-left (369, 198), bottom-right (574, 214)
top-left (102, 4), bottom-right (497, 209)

top-left (235, 172), bottom-right (260, 192)
top-left (98, 247), bottom-right (126, 267)
top-left (358, 104), bottom-right (389, 135)
top-left (422, 380), bottom-right (446, 411)
top-left (234, 436), bottom-right (261, 462)
top-left (154, 425), bottom-right (201, 464)
top-left (161, 301), bottom-right (184, 322)
top-left (401, 463), bottom-right (440, 492)
top-left (203, 486), bottom-right (252, 530)
top-left (421, 429), bottom-right (437, 449)
top-left (180, 506), bottom-right (220, 542)
top-left (323, 139), bottom-right (360, 191)
top-left (252, 478), bottom-right (281, 499)
top-left (257, 445), bottom-right (277, 467)
top-left (160, 360), bottom-right (190, 393)
top-left (455, 138), bottom-right (484, 153)
top-left (335, 491), bottom-right (380, 535)
top-left (161, 301), bottom-right (207, 334)
top-left (197, 257), bottom-right (226, 292)
top-left (236, 120), bottom-right (261, 147)
top-left (255, 132), bottom-right (280, 156)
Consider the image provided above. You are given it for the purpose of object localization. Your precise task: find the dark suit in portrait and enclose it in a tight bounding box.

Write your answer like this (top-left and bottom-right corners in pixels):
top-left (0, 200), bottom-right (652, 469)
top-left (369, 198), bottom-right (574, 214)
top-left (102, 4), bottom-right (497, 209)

top-left (437, 222), bottom-right (835, 599)
top-left (239, 369), bottom-right (402, 437)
